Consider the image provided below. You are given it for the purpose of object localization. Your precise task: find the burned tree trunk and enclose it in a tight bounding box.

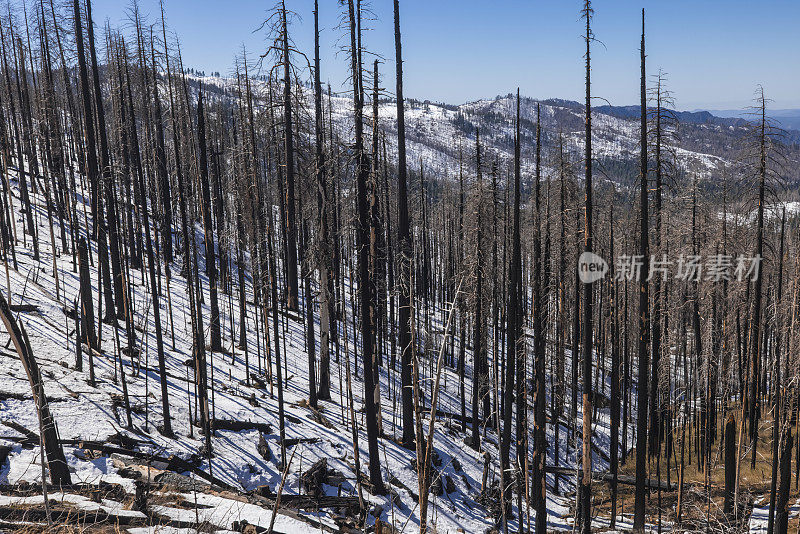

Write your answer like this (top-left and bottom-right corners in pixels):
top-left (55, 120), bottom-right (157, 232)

top-left (724, 413), bottom-right (736, 517)
top-left (748, 88), bottom-right (768, 469)
top-left (196, 88), bottom-right (222, 352)
top-left (776, 426), bottom-right (792, 534)
top-left (609, 198), bottom-right (620, 527)
top-left (633, 9), bottom-right (651, 533)
top-left (0, 289), bottom-right (71, 485)
top-left (78, 238), bottom-right (97, 361)
top-left (502, 94), bottom-right (522, 509)
top-left (578, 2), bottom-right (595, 532)
top-left (470, 128), bottom-right (485, 452)
top-left (86, 0), bottom-right (124, 322)
top-left (72, 0), bottom-right (112, 323)
top-left (280, 1), bottom-right (299, 311)
top-left (532, 102), bottom-right (547, 533)
top-left (313, 0), bottom-right (332, 403)
top-left (394, 0), bottom-right (415, 450)
top-left (347, 0), bottom-right (384, 494)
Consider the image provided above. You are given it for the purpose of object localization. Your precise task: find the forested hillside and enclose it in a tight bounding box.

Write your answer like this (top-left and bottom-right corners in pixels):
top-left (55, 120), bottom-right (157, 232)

top-left (0, 1), bottom-right (798, 533)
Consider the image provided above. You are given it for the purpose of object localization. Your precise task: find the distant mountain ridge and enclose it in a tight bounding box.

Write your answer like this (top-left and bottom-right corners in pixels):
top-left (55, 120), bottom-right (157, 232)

top-left (191, 74), bottom-right (800, 189)
top-left (596, 104), bottom-right (800, 140)
top-left (707, 108), bottom-right (800, 131)
top-left (597, 105), bottom-right (748, 128)
top-left (574, 102), bottom-right (800, 146)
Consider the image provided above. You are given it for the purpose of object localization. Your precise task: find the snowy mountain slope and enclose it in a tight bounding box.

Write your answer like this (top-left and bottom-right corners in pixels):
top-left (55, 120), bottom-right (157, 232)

top-left (6, 70), bottom-right (794, 532)
top-left (0, 166), bottom-right (610, 534)
top-left (0, 135), bottom-right (668, 531)
top-left (187, 73), bottom-right (766, 192)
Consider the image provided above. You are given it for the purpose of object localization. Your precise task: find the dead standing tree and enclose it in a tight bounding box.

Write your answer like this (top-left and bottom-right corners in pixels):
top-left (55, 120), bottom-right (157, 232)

top-left (501, 94), bottom-right (522, 520)
top-left (257, 1), bottom-right (300, 311)
top-left (346, 0), bottom-right (385, 495)
top-left (313, 0), bottom-right (332, 403)
top-left (0, 288), bottom-right (71, 485)
top-left (85, 0), bottom-right (125, 323)
top-left (532, 101), bottom-right (547, 533)
top-left (469, 128), bottom-right (486, 452)
top-left (647, 70), bottom-right (679, 458)
top-left (578, 2), bottom-right (595, 532)
top-left (196, 87), bottom-right (223, 352)
top-left (394, 0), bottom-right (416, 451)
top-left (735, 86), bottom-right (788, 511)
top-left (633, 9), bottom-right (650, 533)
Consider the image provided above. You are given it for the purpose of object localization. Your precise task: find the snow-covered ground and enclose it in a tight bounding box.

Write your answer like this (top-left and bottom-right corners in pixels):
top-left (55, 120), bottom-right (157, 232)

top-left (0, 157), bottom-right (674, 533)
top-left (748, 496), bottom-right (800, 533)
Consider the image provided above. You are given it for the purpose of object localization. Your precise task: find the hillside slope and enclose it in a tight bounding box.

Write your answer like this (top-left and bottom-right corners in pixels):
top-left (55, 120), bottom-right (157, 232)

top-left (0, 140), bottom-right (645, 532)
top-left (195, 74), bottom-right (800, 192)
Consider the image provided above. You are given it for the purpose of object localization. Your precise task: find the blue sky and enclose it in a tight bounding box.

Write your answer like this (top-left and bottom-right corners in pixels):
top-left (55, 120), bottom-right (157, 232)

top-left (91, 0), bottom-right (800, 110)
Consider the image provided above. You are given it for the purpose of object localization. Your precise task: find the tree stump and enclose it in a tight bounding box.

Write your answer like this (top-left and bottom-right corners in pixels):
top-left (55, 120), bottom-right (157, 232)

top-left (723, 413), bottom-right (735, 517)
top-left (300, 458), bottom-right (328, 497)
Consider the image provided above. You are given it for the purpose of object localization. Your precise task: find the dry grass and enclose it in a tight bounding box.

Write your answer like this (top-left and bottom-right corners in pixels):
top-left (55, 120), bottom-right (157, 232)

top-left (588, 408), bottom-right (800, 532)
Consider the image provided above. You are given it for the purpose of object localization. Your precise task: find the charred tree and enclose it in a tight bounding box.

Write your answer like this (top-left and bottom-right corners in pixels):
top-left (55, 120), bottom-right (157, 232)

top-left (633, 9), bottom-right (651, 532)
top-left (470, 128), bottom-right (485, 451)
top-left (279, 1), bottom-right (299, 311)
top-left (347, 0), bottom-right (384, 495)
top-left (313, 0), bottom-right (332, 403)
top-left (578, 3), bottom-right (595, 532)
top-left (394, 0), bottom-right (415, 450)
top-left (196, 87), bottom-right (222, 352)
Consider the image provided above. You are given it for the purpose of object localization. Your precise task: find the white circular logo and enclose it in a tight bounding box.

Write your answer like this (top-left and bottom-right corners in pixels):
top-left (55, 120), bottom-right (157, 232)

top-left (578, 251), bottom-right (608, 284)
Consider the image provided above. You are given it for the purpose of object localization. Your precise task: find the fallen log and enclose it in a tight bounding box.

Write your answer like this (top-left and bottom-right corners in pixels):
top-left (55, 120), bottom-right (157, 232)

top-left (209, 418), bottom-right (272, 434)
top-left (0, 505), bottom-right (146, 526)
top-left (152, 471), bottom-right (213, 493)
top-left (8, 304), bottom-right (39, 313)
top-left (0, 436), bottom-right (146, 450)
top-left (422, 408), bottom-right (469, 426)
top-left (0, 391), bottom-right (30, 401)
top-left (390, 473), bottom-right (418, 502)
top-left (77, 442), bottom-right (235, 492)
top-left (304, 406), bottom-right (335, 429)
top-left (284, 412), bottom-right (303, 425)
top-left (285, 437), bottom-right (319, 448)
top-left (545, 465), bottom-right (676, 491)
top-left (1, 421), bottom-right (38, 445)
top-left (230, 518), bottom-right (306, 534)
top-left (257, 433), bottom-right (272, 462)
top-left (0, 479), bottom-right (335, 534)
top-left (0, 435), bottom-right (35, 448)
top-left (276, 494), bottom-right (360, 511)
top-left (253, 486), bottom-right (359, 512)
top-left (0, 482), bottom-right (127, 501)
